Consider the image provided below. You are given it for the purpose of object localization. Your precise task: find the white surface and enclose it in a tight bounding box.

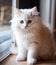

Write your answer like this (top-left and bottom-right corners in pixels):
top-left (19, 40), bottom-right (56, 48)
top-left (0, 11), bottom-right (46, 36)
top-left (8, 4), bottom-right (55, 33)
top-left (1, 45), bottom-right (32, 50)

top-left (40, 0), bottom-right (50, 28)
top-left (40, 0), bottom-right (55, 32)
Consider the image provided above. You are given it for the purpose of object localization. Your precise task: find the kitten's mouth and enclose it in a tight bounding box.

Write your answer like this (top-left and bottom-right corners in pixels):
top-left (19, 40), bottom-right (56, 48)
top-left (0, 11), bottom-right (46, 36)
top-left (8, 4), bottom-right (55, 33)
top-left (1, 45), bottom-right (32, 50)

top-left (25, 26), bottom-right (28, 29)
top-left (21, 25), bottom-right (31, 30)
top-left (24, 25), bottom-right (31, 30)
top-left (21, 26), bottom-right (28, 30)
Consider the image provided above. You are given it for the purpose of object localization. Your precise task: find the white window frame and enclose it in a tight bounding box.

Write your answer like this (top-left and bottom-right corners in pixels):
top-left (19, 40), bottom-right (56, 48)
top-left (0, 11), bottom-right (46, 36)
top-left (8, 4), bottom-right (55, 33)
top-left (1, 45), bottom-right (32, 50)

top-left (12, 0), bottom-right (19, 17)
top-left (40, 0), bottom-right (55, 33)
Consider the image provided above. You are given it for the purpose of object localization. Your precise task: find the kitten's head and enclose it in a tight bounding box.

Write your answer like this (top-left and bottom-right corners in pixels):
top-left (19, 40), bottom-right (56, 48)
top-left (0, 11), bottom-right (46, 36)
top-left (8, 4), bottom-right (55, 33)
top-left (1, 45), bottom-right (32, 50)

top-left (10, 7), bottom-right (39, 30)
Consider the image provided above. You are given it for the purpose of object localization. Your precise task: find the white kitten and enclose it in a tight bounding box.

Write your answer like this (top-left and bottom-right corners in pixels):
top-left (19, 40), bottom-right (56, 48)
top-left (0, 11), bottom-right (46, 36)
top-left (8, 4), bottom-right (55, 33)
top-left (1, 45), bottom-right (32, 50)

top-left (10, 7), bottom-right (54, 65)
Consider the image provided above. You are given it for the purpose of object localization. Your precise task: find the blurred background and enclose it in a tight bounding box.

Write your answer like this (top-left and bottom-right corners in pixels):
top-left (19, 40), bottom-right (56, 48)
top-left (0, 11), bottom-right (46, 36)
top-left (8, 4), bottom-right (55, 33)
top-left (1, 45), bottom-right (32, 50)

top-left (0, 0), bottom-right (12, 31)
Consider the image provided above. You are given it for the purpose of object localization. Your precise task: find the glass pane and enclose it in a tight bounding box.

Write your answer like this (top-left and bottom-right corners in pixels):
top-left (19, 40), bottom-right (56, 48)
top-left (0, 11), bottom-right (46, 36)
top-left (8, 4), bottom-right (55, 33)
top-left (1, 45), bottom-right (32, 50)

top-left (0, 0), bottom-right (12, 31)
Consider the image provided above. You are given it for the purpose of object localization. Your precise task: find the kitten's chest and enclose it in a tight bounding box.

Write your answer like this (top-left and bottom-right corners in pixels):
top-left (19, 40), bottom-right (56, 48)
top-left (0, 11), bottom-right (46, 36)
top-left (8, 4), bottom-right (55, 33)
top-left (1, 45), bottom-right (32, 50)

top-left (19, 32), bottom-right (34, 42)
top-left (16, 32), bottom-right (34, 48)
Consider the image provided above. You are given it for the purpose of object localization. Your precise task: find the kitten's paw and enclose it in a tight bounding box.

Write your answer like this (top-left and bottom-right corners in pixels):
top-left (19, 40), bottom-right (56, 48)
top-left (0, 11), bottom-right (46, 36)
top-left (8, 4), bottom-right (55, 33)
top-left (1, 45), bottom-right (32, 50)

top-left (16, 55), bottom-right (25, 61)
top-left (27, 58), bottom-right (36, 65)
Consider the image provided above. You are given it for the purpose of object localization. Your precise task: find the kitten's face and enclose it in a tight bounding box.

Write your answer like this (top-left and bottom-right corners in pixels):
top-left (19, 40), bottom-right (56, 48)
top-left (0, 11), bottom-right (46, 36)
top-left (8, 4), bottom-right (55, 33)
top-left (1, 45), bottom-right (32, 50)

top-left (15, 12), bottom-right (33, 29)
top-left (10, 7), bottom-right (39, 30)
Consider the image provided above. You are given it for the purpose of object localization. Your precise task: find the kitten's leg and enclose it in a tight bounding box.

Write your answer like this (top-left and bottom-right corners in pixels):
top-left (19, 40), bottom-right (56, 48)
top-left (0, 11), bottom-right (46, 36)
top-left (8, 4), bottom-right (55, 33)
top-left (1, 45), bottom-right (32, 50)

top-left (27, 44), bottom-right (39, 65)
top-left (16, 46), bottom-right (27, 61)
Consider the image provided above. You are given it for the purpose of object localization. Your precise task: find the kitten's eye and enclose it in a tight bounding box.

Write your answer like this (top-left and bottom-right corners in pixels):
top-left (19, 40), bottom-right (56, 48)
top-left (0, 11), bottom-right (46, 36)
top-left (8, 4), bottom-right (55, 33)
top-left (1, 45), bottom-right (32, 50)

top-left (27, 20), bottom-right (32, 24)
top-left (20, 20), bottom-right (24, 24)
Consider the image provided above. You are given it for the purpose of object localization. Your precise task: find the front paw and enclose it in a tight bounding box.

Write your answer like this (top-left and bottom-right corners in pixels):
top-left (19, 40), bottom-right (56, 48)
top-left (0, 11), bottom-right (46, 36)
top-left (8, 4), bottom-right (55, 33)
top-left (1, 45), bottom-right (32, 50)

top-left (16, 55), bottom-right (25, 61)
top-left (27, 58), bottom-right (36, 65)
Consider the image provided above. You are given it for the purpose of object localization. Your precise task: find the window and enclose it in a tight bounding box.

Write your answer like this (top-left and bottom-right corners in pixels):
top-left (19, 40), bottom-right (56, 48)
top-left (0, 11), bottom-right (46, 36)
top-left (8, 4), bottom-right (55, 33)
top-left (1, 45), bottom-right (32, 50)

top-left (0, 0), bottom-right (12, 31)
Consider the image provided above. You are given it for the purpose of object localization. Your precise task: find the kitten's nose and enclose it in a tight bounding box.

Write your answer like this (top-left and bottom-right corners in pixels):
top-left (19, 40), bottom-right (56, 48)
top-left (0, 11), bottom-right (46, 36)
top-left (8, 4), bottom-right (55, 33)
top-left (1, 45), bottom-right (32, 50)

top-left (25, 24), bottom-right (28, 28)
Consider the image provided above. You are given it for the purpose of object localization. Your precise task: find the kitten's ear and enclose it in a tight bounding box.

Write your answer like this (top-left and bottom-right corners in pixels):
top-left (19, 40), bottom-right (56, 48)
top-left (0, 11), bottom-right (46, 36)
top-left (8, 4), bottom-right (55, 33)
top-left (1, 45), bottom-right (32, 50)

top-left (15, 8), bottom-right (22, 14)
top-left (31, 7), bottom-right (39, 16)
top-left (9, 16), bottom-right (16, 23)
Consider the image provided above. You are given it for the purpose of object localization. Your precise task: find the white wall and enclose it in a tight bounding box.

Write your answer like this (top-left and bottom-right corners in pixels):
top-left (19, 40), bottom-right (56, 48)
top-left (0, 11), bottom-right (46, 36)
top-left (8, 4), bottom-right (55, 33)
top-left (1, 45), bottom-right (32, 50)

top-left (40, 0), bottom-right (50, 28)
top-left (40, 0), bottom-right (55, 32)
top-left (50, 0), bottom-right (55, 31)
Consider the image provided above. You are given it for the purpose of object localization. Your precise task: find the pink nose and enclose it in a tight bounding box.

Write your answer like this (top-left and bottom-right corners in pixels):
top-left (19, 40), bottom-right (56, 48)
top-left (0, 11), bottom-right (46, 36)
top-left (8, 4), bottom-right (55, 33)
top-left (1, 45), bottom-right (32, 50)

top-left (25, 25), bottom-right (28, 28)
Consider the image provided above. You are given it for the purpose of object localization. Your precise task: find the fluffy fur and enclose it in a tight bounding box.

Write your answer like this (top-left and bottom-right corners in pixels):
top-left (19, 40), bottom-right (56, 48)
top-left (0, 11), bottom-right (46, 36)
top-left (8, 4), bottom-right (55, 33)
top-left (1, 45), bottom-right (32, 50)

top-left (10, 7), bottom-right (54, 65)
